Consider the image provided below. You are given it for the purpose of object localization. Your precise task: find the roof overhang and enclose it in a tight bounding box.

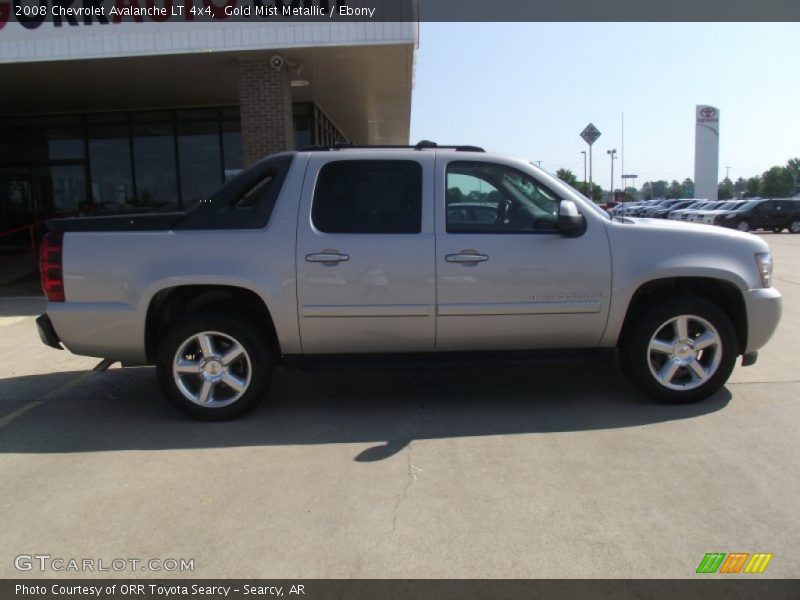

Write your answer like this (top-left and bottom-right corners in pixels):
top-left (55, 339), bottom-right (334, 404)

top-left (1, 22), bottom-right (417, 144)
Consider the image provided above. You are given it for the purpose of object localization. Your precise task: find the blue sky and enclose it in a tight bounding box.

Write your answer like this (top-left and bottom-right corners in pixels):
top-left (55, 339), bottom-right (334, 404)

top-left (410, 22), bottom-right (799, 189)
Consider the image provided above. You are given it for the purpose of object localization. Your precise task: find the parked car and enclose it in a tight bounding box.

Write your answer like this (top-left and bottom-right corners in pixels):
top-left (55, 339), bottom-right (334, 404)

top-left (628, 199), bottom-right (666, 217)
top-left (609, 201), bottom-right (640, 216)
top-left (689, 201), bottom-right (729, 222)
top-left (646, 199), bottom-right (696, 219)
top-left (699, 200), bottom-right (747, 224)
top-left (668, 200), bottom-right (710, 221)
top-left (715, 198), bottom-right (800, 233)
top-left (36, 143), bottom-right (782, 419)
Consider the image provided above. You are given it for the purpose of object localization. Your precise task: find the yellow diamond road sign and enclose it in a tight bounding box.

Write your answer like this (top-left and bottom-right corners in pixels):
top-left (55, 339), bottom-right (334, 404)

top-left (581, 123), bottom-right (602, 145)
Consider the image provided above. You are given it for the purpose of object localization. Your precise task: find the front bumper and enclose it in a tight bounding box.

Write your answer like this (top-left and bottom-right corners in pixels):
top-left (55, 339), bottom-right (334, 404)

top-left (36, 314), bottom-right (63, 350)
top-left (744, 287), bottom-right (782, 354)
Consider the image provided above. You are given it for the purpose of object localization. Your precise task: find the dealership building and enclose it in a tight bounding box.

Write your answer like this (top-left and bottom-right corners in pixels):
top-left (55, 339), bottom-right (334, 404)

top-left (0, 16), bottom-right (417, 252)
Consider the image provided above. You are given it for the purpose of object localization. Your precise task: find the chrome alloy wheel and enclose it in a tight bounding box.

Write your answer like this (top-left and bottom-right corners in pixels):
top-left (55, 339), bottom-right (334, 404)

top-left (647, 315), bottom-right (722, 391)
top-left (172, 331), bottom-right (252, 407)
top-left (790, 221), bottom-right (800, 233)
top-left (737, 221), bottom-right (750, 232)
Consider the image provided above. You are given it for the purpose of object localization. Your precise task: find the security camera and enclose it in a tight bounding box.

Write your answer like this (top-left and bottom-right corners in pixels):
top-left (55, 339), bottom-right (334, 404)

top-left (270, 55), bottom-right (286, 72)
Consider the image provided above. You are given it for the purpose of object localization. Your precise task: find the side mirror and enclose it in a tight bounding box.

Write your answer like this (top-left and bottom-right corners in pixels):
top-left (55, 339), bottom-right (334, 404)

top-left (557, 200), bottom-right (585, 236)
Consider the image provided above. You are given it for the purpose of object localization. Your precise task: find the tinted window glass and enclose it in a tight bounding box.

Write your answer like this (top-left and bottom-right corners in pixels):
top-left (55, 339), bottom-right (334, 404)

top-left (446, 161), bottom-right (560, 233)
top-left (178, 120), bottom-right (223, 208)
top-left (133, 121), bottom-right (178, 210)
top-left (88, 124), bottom-right (134, 211)
top-left (312, 160), bottom-right (422, 234)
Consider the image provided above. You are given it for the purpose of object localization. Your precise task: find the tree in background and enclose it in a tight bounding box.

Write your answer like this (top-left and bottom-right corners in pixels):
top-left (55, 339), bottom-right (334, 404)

top-left (575, 181), bottom-right (605, 202)
top-left (733, 177), bottom-right (747, 196)
top-left (667, 180), bottom-right (682, 199)
top-left (718, 178), bottom-right (734, 200)
top-left (681, 178), bottom-right (694, 198)
top-left (760, 166), bottom-right (794, 198)
top-left (624, 186), bottom-right (639, 202)
top-left (555, 168), bottom-right (579, 187)
top-left (785, 158), bottom-right (799, 194)
top-left (641, 180), bottom-right (668, 199)
top-left (447, 187), bottom-right (465, 202)
top-left (745, 177), bottom-right (761, 198)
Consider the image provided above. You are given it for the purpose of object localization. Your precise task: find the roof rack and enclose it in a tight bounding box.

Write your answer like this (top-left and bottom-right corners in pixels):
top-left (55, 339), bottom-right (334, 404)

top-left (298, 140), bottom-right (485, 153)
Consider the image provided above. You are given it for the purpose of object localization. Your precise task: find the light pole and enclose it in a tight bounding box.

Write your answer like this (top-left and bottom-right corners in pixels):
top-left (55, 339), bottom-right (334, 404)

top-left (607, 149), bottom-right (617, 202)
top-left (580, 151), bottom-right (587, 191)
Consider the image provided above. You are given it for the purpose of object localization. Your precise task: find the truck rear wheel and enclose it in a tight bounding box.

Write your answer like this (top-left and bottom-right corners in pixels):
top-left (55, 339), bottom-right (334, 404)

top-left (156, 313), bottom-right (272, 420)
top-left (619, 297), bottom-right (737, 404)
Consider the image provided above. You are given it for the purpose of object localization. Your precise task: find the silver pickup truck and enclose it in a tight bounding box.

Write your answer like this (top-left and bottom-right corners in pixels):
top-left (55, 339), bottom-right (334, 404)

top-left (36, 144), bottom-right (782, 419)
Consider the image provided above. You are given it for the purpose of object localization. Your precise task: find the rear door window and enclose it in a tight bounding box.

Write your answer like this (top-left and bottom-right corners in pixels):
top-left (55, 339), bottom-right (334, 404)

top-left (312, 160), bottom-right (422, 234)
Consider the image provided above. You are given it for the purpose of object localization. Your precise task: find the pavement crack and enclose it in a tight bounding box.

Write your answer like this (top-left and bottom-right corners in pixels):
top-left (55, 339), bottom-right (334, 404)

top-left (775, 276), bottom-right (800, 286)
top-left (729, 379), bottom-right (800, 385)
top-left (391, 442), bottom-right (421, 533)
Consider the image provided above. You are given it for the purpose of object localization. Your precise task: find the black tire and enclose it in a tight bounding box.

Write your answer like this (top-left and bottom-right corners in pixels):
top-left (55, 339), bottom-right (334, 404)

top-left (789, 220), bottom-right (800, 234)
top-left (736, 220), bottom-right (751, 232)
top-left (156, 313), bottom-right (272, 420)
top-left (772, 227), bottom-right (784, 233)
top-left (619, 297), bottom-right (737, 404)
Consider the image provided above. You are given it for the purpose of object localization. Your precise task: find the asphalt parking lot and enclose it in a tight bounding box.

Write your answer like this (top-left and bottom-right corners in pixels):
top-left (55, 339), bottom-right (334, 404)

top-left (1, 233), bottom-right (799, 579)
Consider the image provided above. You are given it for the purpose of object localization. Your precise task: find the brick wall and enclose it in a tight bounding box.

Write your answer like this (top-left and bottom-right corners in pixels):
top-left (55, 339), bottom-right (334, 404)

top-left (238, 59), bottom-right (293, 165)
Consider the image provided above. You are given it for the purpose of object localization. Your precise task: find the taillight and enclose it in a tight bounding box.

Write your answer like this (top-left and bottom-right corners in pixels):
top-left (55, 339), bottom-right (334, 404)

top-left (39, 231), bottom-right (65, 302)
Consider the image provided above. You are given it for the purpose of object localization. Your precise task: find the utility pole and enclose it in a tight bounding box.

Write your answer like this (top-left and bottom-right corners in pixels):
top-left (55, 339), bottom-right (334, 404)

top-left (726, 166), bottom-right (731, 181)
top-left (581, 151), bottom-right (587, 190)
top-left (607, 149), bottom-right (617, 202)
top-left (621, 113), bottom-right (624, 191)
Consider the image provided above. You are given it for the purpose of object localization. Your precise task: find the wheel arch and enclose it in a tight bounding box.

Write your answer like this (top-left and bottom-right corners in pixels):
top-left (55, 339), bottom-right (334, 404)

top-left (145, 284), bottom-right (280, 364)
top-left (617, 277), bottom-right (747, 355)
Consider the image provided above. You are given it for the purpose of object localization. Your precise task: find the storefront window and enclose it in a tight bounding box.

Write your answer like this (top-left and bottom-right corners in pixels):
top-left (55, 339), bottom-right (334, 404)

top-left (222, 107), bottom-right (242, 182)
top-left (35, 164), bottom-right (87, 216)
top-left (87, 117), bottom-right (134, 212)
top-left (293, 103), bottom-right (312, 149)
top-left (178, 111), bottom-right (223, 207)
top-left (133, 112), bottom-right (179, 210)
top-left (1, 103), bottom-right (340, 224)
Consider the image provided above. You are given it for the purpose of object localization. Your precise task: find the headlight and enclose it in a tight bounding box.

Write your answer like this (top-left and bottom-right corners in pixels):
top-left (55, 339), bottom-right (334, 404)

top-left (725, 213), bottom-right (736, 220)
top-left (755, 253), bottom-right (773, 287)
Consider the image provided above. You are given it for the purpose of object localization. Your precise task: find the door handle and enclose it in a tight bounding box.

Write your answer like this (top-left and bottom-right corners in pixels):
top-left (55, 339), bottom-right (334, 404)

top-left (305, 252), bottom-right (350, 264)
top-left (445, 252), bottom-right (489, 263)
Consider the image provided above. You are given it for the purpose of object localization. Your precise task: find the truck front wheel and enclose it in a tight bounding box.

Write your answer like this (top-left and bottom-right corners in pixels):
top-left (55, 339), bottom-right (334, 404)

top-left (620, 297), bottom-right (737, 403)
top-left (156, 313), bottom-right (272, 420)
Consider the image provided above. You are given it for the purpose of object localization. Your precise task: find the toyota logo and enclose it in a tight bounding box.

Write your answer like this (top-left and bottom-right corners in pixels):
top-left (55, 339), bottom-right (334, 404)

top-left (700, 107), bottom-right (717, 118)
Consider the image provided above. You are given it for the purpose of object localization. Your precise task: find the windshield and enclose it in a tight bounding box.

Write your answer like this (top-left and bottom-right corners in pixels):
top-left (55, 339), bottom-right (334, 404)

top-left (737, 201), bottom-right (757, 211)
top-left (571, 188), bottom-right (611, 220)
top-left (545, 176), bottom-right (610, 220)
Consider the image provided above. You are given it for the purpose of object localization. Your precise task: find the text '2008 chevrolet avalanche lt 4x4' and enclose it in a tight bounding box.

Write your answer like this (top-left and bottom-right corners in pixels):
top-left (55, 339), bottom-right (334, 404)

top-left (36, 143), bottom-right (782, 419)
